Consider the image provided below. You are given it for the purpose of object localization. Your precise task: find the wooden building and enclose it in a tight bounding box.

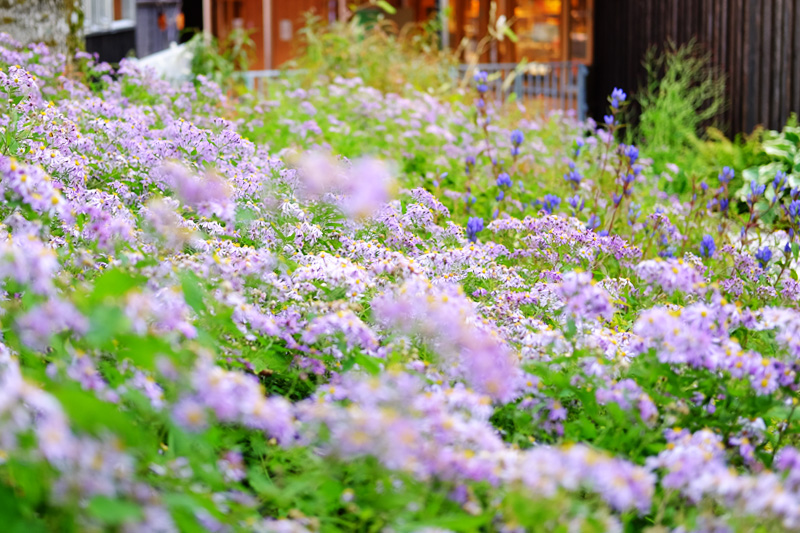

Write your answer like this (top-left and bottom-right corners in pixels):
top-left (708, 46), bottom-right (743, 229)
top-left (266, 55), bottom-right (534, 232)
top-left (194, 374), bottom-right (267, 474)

top-left (201, 1), bottom-right (591, 66)
top-left (593, 0), bottom-right (800, 133)
top-left (198, 0), bottom-right (799, 133)
top-left (204, 0), bottom-right (336, 70)
top-left (445, 0), bottom-right (592, 64)
top-left (443, 0), bottom-right (800, 132)
top-left (75, 1), bottom-right (800, 132)
top-left (442, 0), bottom-right (799, 133)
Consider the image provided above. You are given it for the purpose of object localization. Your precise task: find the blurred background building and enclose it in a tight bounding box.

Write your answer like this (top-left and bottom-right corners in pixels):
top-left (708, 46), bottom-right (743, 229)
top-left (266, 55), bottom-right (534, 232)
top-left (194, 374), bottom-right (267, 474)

top-left (0, 0), bottom-right (71, 53)
top-left (146, 0), bottom-right (800, 133)
top-left (2, 0), bottom-right (797, 132)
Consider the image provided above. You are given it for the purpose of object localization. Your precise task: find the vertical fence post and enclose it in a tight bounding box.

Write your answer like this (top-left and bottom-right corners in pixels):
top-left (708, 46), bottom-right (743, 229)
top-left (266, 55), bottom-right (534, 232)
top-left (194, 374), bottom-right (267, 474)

top-left (577, 64), bottom-right (588, 122)
top-left (439, 0), bottom-right (449, 49)
top-left (451, 62), bottom-right (587, 120)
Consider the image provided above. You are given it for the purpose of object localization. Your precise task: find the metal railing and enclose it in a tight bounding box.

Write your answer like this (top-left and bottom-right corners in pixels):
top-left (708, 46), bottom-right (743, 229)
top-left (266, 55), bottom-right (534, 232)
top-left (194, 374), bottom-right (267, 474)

top-left (242, 70), bottom-right (286, 92)
top-left (458, 62), bottom-right (589, 121)
top-left (243, 62), bottom-right (589, 121)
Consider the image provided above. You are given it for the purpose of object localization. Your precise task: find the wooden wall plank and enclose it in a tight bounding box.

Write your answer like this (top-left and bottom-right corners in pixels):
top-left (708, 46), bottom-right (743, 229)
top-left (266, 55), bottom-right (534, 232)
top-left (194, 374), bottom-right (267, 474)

top-left (588, 0), bottom-right (800, 132)
top-left (780, 0), bottom-right (791, 126)
top-left (793, 0), bottom-right (800, 117)
top-left (731, 0), bottom-right (744, 132)
top-left (739, 0), bottom-right (761, 129)
top-left (759, 0), bottom-right (771, 128)
top-left (771, 0), bottom-right (782, 128)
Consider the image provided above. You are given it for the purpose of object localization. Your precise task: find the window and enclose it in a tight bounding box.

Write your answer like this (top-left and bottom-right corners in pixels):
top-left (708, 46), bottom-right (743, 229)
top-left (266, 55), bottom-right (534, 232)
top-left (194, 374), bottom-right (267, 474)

top-left (512, 0), bottom-right (592, 63)
top-left (84, 0), bottom-right (136, 35)
top-left (568, 0), bottom-right (592, 62)
top-left (460, 0), bottom-right (482, 62)
top-left (514, 0), bottom-right (563, 61)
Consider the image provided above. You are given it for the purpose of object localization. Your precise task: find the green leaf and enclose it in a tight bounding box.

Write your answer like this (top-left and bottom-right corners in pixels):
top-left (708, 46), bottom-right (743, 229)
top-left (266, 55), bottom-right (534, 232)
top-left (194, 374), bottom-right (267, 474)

top-left (180, 271), bottom-right (207, 313)
top-left (350, 351), bottom-right (382, 375)
top-left (85, 305), bottom-right (130, 347)
top-left (87, 496), bottom-right (143, 525)
top-left (235, 206), bottom-right (258, 224)
top-left (114, 332), bottom-right (171, 371)
top-left (763, 139), bottom-right (796, 162)
top-left (89, 268), bottom-right (145, 304)
top-left (502, 26), bottom-right (519, 43)
top-left (247, 469), bottom-right (278, 498)
top-left (422, 513), bottom-right (490, 529)
top-left (564, 318), bottom-right (577, 340)
top-left (0, 484), bottom-right (49, 533)
top-left (52, 386), bottom-right (151, 446)
top-left (375, 0), bottom-right (396, 14)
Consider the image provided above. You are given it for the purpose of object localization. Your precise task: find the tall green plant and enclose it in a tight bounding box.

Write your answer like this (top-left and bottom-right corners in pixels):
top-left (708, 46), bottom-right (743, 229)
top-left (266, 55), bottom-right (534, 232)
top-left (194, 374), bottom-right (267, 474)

top-left (293, 7), bottom-right (457, 96)
top-left (634, 40), bottom-right (726, 176)
top-left (186, 28), bottom-right (254, 90)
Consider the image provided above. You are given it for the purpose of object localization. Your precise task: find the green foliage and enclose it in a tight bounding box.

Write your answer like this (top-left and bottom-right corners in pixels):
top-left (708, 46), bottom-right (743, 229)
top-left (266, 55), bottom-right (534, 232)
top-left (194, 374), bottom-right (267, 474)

top-left (736, 116), bottom-right (800, 201)
top-left (635, 40), bottom-right (726, 176)
top-left (292, 9), bottom-right (458, 96)
top-left (185, 28), bottom-right (254, 91)
top-left (6, 20), bottom-right (800, 533)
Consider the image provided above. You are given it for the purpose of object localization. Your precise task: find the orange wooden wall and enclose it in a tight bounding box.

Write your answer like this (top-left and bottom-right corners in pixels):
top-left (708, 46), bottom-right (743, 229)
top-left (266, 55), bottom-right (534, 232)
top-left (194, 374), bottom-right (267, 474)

top-left (213, 0), bottom-right (265, 70)
top-left (271, 0), bottom-right (331, 67)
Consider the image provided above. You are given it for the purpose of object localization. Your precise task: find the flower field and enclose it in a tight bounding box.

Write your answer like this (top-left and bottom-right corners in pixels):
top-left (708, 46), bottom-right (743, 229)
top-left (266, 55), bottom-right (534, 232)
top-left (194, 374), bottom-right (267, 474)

top-left (2, 33), bottom-right (800, 532)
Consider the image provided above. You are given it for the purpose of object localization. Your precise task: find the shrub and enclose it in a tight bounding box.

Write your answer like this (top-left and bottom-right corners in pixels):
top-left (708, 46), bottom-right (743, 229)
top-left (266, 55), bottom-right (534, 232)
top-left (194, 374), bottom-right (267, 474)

top-left (634, 40), bottom-right (726, 176)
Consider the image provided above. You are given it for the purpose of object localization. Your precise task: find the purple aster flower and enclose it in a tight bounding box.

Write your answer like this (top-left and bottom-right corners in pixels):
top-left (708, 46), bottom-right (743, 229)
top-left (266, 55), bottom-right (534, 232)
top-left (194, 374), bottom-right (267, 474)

top-left (218, 451), bottom-right (246, 482)
top-left (556, 271), bottom-right (615, 322)
top-left (172, 398), bottom-right (208, 432)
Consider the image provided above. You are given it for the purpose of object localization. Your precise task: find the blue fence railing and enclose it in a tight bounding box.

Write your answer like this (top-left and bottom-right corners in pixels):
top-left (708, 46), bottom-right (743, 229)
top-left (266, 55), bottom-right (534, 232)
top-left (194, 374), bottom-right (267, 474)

top-left (458, 62), bottom-right (589, 121)
top-left (243, 61), bottom-right (589, 121)
top-left (242, 69), bottom-right (283, 91)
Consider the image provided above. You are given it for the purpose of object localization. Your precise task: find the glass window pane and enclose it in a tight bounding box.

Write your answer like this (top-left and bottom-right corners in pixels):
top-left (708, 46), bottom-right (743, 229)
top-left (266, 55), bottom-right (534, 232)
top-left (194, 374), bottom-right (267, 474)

top-left (461, 0), bottom-right (481, 62)
top-left (568, 0), bottom-right (591, 61)
top-left (513, 0), bottom-right (562, 62)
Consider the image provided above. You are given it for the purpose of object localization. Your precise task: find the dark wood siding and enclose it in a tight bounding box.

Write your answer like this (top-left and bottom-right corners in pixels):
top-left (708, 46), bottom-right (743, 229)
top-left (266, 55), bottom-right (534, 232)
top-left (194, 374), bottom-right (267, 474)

top-left (86, 27), bottom-right (136, 64)
top-left (592, 0), bottom-right (800, 133)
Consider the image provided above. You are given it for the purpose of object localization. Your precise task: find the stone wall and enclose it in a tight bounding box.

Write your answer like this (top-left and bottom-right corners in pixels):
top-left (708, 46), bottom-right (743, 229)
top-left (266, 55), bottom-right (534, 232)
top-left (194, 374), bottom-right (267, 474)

top-left (0, 0), bottom-right (71, 53)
